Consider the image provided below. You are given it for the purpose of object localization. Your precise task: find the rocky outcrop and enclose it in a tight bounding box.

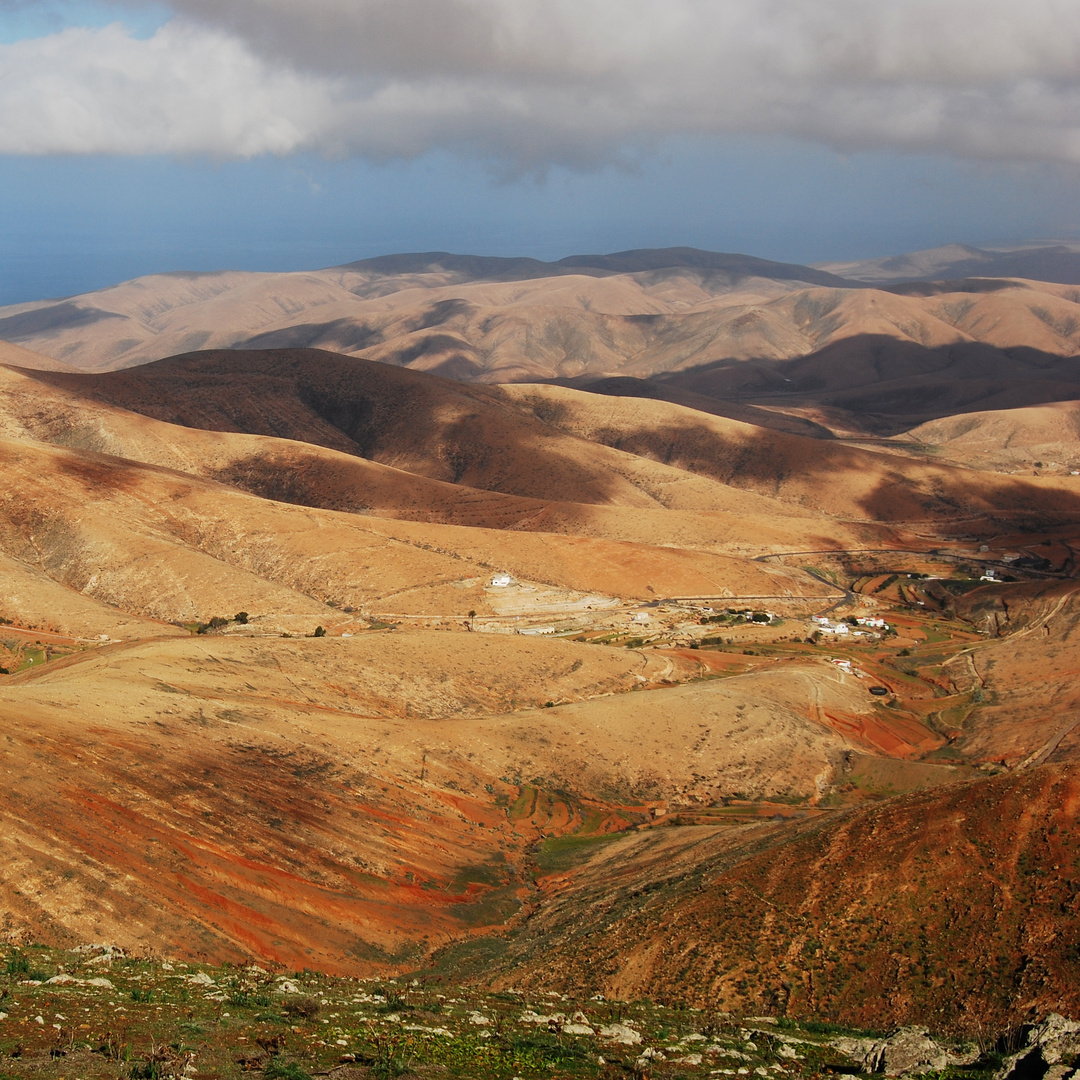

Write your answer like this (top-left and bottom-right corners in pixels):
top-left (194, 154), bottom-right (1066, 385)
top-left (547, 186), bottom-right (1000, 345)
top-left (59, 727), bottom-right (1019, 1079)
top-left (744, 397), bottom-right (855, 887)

top-left (995, 1015), bottom-right (1080, 1080)
top-left (831, 1027), bottom-right (978, 1076)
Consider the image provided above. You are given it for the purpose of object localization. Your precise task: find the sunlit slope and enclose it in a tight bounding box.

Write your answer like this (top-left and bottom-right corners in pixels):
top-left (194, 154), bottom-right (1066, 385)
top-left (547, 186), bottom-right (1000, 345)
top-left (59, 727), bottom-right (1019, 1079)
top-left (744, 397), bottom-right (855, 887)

top-left (0, 632), bottom-right (862, 968)
top-left (0, 340), bottom-right (75, 371)
top-left (18, 352), bottom-right (1080, 536)
top-left (4, 250), bottom-right (1080, 387)
top-left (0, 550), bottom-right (182, 640)
top-left (501, 382), bottom-right (1080, 527)
top-left (945, 581), bottom-right (1080, 767)
top-left (0, 258), bottom-right (832, 374)
top-left (0, 433), bottom-right (833, 632)
top-left (478, 763), bottom-right (1080, 1032)
top-left (902, 400), bottom-right (1080, 471)
top-left (0, 361), bottom-right (868, 554)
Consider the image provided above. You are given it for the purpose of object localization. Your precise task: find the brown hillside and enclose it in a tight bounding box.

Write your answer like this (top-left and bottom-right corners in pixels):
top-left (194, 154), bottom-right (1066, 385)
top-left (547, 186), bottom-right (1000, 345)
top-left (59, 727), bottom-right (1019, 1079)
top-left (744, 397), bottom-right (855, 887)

top-left (902, 400), bottom-right (1080, 472)
top-left (0, 342), bottom-right (77, 371)
top-left (3, 262), bottom-right (1080, 1022)
top-left (657, 334), bottom-right (1080, 435)
top-left (0, 433), bottom-right (833, 631)
top-left (943, 581), bottom-right (1080, 767)
top-left (4, 256), bottom-right (1080, 389)
top-left (0, 632), bottom-right (879, 967)
top-left (0, 361), bottom-right (869, 555)
top-left (20, 351), bottom-right (1080, 536)
top-left (478, 763), bottom-right (1080, 1034)
top-left (502, 382), bottom-right (1080, 528)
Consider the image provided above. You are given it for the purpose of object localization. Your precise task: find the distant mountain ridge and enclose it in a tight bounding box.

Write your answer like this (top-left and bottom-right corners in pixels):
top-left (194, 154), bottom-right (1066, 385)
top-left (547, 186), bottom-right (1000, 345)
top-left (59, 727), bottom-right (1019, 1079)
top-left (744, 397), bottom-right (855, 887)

top-left (819, 240), bottom-right (1080, 285)
top-left (3, 241), bottom-right (1080, 379)
top-left (344, 246), bottom-right (855, 287)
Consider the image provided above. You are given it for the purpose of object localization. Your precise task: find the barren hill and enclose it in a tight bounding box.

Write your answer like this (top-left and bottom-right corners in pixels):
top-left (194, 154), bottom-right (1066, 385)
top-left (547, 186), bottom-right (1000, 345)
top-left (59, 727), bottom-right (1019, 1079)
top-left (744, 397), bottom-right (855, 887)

top-left (0, 339), bottom-right (75, 371)
top-left (819, 239), bottom-right (1080, 285)
top-left (903, 401), bottom-right (1080, 471)
top-left (474, 763), bottom-right (1080, 1033)
top-left (3, 249), bottom-right (1080, 391)
top-left (2, 255), bottom-right (1080, 1029)
top-left (15, 350), bottom-right (1080, 538)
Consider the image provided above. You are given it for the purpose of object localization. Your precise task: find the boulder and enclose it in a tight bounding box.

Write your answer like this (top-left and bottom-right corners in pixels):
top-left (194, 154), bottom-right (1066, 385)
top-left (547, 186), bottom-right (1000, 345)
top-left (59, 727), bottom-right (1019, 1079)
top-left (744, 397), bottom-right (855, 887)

top-left (868, 1027), bottom-right (952, 1076)
top-left (995, 1015), bottom-right (1080, 1080)
top-left (831, 1027), bottom-right (975, 1076)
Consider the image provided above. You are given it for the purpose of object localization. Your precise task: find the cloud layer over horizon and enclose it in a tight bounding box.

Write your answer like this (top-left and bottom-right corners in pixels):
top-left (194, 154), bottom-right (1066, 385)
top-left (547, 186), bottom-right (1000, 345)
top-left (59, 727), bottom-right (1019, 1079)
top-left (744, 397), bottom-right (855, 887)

top-left (2, 0), bottom-right (1080, 169)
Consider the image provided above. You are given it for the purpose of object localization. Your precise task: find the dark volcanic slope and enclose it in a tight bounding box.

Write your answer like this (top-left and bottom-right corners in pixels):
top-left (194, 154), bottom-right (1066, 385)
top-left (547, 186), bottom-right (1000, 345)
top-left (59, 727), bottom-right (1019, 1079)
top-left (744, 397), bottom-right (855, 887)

top-left (477, 763), bottom-right (1080, 1034)
top-left (26, 348), bottom-right (1080, 529)
top-left (823, 242), bottom-right (1080, 286)
top-left (342, 247), bottom-right (855, 287)
top-left (652, 335), bottom-right (1080, 434)
top-left (29, 348), bottom-right (759, 510)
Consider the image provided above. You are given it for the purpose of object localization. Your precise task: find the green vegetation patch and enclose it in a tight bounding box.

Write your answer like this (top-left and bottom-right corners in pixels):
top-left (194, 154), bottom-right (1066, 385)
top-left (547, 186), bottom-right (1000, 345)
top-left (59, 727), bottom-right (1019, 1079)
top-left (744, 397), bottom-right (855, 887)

top-left (534, 830), bottom-right (627, 875)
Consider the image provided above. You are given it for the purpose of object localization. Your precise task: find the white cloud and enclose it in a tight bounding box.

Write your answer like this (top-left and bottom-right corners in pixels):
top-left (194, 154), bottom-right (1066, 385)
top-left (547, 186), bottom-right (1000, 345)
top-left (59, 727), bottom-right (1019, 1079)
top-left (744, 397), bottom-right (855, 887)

top-left (3, 0), bottom-right (1080, 167)
top-left (0, 20), bottom-right (343, 155)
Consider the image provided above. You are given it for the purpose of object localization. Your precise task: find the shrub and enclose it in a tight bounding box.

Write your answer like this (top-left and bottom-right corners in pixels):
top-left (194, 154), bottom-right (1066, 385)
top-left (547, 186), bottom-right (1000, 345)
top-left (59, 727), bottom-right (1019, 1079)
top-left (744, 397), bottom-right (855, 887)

top-left (264, 1059), bottom-right (313, 1080)
top-left (4, 954), bottom-right (29, 975)
top-left (229, 991), bottom-right (272, 1008)
top-left (312, 626), bottom-right (326, 638)
top-left (283, 996), bottom-right (320, 1019)
top-left (233, 611), bottom-right (249, 624)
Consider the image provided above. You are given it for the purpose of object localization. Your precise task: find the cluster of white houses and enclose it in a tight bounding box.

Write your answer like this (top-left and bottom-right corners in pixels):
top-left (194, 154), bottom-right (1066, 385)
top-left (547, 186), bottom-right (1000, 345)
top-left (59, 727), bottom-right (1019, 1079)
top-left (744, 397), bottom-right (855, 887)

top-left (812, 615), bottom-right (889, 636)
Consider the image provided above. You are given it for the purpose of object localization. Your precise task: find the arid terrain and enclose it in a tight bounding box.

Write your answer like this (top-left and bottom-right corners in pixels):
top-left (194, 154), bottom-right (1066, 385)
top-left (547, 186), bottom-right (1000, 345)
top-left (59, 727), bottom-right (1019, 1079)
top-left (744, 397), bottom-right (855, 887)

top-left (2, 245), bottom-right (1080, 1068)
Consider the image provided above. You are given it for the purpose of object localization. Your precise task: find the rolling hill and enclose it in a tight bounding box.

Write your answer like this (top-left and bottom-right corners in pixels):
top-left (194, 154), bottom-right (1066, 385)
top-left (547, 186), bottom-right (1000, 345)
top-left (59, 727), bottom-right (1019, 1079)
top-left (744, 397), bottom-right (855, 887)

top-left (1, 245), bottom-right (1080, 1035)
top-left (2, 248), bottom-right (1080, 398)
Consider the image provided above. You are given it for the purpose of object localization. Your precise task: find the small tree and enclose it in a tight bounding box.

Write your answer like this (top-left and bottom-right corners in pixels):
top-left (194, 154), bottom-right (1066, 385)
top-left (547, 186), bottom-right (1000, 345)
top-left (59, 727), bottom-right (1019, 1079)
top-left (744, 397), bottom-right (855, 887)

top-left (233, 611), bottom-right (249, 624)
top-left (313, 625), bottom-right (326, 638)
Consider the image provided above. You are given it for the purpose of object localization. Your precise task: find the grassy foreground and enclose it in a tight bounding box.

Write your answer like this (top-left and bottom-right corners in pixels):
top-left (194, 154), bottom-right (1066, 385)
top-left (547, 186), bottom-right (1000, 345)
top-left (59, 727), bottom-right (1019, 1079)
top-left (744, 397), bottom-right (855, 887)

top-left (0, 945), bottom-right (1000, 1080)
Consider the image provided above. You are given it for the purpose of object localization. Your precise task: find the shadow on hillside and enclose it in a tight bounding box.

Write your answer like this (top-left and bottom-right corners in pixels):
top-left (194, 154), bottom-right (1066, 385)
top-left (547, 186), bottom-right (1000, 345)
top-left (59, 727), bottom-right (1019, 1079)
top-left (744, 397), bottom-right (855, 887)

top-left (25, 349), bottom-right (638, 507)
top-left (238, 318), bottom-right (384, 352)
top-left (569, 414), bottom-right (1080, 528)
top-left (23, 345), bottom-right (1080, 531)
top-left (621, 334), bottom-right (1080, 436)
top-left (855, 472), bottom-right (1080, 531)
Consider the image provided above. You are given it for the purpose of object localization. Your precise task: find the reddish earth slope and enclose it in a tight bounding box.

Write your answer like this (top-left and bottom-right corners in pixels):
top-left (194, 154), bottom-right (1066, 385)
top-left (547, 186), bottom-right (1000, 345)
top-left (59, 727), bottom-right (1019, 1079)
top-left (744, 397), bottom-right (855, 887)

top-left (478, 764), bottom-right (1080, 1034)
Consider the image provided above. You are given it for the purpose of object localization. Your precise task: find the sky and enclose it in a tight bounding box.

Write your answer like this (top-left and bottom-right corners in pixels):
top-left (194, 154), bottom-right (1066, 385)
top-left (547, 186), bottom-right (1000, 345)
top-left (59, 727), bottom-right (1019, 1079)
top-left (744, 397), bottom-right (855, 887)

top-left (2, 0), bottom-right (1080, 305)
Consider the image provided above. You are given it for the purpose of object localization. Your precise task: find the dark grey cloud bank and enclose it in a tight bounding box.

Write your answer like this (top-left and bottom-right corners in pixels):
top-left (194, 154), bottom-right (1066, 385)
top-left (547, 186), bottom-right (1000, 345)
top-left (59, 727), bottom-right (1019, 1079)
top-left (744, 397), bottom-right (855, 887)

top-left (2, 0), bottom-right (1080, 168)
